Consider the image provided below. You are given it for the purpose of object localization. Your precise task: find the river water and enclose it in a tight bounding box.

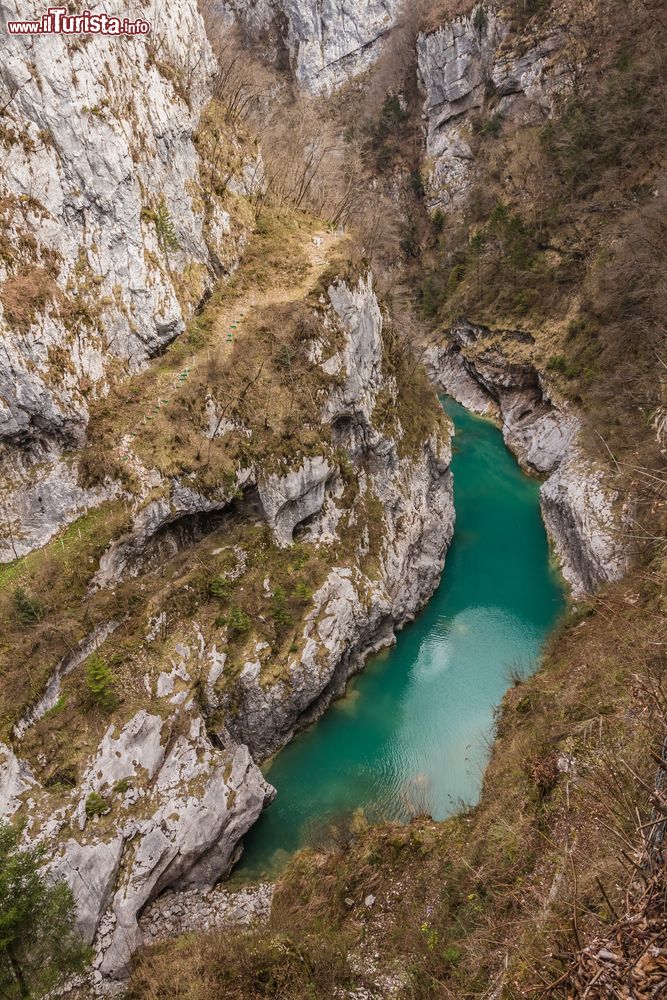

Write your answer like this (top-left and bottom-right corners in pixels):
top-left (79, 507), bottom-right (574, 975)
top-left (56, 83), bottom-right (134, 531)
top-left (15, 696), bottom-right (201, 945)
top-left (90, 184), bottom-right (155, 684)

top-left (233, 398), bottom-right (566, 880)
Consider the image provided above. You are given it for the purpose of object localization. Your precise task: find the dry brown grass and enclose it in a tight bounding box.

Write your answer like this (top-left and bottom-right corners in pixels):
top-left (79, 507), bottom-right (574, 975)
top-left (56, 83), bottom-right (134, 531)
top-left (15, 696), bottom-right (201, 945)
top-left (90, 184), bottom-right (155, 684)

top-left (420, 0), bottom-right (477, 34)
top-left (0, 266), bottom-right (59, 331)
top-left (130, 923), bottom-right (354, 1000)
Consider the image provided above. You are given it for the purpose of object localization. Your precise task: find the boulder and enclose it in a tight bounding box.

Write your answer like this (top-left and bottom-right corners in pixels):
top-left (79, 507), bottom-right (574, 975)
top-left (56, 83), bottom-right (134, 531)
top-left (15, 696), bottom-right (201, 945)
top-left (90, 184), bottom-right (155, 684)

top-left (97, 723), bottom-right (274, 978)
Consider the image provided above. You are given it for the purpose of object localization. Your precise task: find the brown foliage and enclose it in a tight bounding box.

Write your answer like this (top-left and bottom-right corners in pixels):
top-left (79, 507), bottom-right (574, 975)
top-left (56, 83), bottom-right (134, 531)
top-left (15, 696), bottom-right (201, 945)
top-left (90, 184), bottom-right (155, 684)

top-left (0, 266), bottom-right (59, 331)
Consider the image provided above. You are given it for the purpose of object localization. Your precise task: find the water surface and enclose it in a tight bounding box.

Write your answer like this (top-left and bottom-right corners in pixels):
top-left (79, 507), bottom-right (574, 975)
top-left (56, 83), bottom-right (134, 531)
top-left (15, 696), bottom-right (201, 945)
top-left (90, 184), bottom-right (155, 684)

top-left (233, 398), bottom-right (565, 880)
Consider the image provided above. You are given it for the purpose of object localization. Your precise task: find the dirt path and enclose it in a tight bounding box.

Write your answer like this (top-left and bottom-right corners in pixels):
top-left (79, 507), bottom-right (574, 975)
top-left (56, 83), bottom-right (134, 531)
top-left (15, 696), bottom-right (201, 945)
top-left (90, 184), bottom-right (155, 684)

top-left (118, 226), bottom-right (345, 459)
top-left (211, 227), bottom-right (342, 348)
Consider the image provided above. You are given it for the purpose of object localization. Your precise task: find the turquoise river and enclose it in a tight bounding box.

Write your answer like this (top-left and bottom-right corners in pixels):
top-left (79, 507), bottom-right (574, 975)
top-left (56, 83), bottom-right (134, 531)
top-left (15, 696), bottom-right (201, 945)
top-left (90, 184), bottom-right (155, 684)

top-left (233, 398), bottom-right (566, 880)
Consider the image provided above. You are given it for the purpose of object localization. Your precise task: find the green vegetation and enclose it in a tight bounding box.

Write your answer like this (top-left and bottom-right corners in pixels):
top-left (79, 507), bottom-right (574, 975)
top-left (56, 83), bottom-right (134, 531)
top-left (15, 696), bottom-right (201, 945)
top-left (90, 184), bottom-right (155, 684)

top-left (418, 196), bottom-right (569, 322)
top-left (11, 588), bottom-right (41, 625)
top-left (44, 693), bottom-right (67, 717)
top-left (545, 354), bottom-right (586, 379)
top-left (85, 791), bottom-right (110, 818)
top-left (223, 606), bottom-right (252, 639)
top-left (473, 5), bottom-right (488, 32)
top-left (209, 575), bottom-right (233, 601)
top-left (153, 200), bottom-right (181, 253)
top-left (270, 586), bottom-right (293, 632)
top-left (479, 111), bottom-right (502, 137)
top-left (294, 579), bottom-right (312, 602)
top-left (368, 93), bottom-right (412, 171)
top-left (84, 654), bottom-right (118, 713)
top-left (141, 200), bottom-right (180, 253)
top-left (0, 823), bottom-right (89, 998)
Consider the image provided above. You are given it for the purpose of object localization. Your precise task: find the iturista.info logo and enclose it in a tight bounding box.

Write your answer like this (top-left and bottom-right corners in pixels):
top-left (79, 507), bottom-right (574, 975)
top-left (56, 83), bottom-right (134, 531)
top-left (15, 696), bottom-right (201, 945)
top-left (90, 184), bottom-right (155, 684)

top-left (5, 6), bottom-right (151, 34)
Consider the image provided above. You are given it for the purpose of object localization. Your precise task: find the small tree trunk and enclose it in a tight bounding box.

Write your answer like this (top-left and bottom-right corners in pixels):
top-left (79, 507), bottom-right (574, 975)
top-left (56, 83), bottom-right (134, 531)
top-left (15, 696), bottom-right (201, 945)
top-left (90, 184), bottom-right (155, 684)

top-left (8, 944), bottom-right (30, 999)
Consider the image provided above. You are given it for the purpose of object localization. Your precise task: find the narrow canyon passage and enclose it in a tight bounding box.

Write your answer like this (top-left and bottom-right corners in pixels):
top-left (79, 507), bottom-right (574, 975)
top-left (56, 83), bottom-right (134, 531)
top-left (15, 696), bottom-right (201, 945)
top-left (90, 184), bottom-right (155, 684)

top-left (233, 398), bottom-right (567, 881)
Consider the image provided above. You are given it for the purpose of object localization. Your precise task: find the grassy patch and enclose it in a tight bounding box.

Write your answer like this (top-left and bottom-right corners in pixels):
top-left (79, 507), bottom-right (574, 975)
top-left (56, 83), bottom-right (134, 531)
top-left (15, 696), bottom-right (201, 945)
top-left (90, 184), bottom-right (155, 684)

top-left (0, 503), bottom-right (132, 734)
top-left (0, 266), bottom-right (60, 331)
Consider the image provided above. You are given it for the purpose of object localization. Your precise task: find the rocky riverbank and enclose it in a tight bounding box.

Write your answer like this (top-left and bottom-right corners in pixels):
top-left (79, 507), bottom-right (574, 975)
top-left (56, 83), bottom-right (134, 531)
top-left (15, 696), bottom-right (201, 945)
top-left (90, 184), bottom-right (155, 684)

top-left (425, 323), bottom-right (630, 596)
top-left (139, 881), bottom-right (274, 946)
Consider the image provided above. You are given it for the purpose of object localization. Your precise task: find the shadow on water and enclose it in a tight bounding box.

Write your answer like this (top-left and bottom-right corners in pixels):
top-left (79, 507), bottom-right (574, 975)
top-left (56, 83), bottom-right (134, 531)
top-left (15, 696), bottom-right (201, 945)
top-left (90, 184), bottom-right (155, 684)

top-left (229, 397), bottom-right (566, 884)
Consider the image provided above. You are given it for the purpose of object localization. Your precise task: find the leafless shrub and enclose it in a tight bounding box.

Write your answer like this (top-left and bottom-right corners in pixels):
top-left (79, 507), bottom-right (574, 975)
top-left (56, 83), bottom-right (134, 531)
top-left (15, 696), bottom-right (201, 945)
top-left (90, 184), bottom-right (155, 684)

top-left (398, 775), bottom-right (436, 821)
top-left (505, 657), bottom-right (531, 687)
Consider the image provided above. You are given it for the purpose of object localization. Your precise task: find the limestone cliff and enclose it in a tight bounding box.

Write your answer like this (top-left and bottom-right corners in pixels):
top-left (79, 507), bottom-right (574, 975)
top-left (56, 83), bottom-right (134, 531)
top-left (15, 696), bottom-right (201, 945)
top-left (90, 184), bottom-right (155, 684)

top-left (417, 4), bottom-right (569, 210)
top-left (425, 324), bottom-right (630, 596)
top-left (0, 263), bottom-right (454, 982)
top-left (0, 0), bottom-right (261, 557)
top-left (219, 0), bottom-right (400, 92)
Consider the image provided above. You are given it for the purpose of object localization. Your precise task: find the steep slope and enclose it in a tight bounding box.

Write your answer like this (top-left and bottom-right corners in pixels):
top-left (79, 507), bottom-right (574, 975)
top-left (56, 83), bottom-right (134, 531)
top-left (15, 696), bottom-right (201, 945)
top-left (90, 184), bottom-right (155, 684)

top-left (0, 0), bottom-right (260, 558)
top-left (0, 207), bottom-right (454, 983)
top-left (128, 0), bottom-right (666, 997)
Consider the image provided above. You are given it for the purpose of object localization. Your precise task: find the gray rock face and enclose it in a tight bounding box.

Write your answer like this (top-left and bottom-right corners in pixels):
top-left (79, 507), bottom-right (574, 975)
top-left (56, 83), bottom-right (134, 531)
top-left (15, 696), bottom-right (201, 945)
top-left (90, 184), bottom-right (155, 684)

top-left (0, 741), bottom-right (36, 815)
top-left (417, 8), bottom-right (569, 209)
top-left (428, 323), bottom-right (578, 476)
top-left (0, 454), bottom-right (121, 562)
top-left (258, 455), bottom-right (334, 545)
top-left (425, 328), bottom-right (629, 596)
top-left (220, 0), bottom-right (400, 92)
top-left (6, 706), bottom-right (275, 981)
top-left (91, 465), bottom-right (256, 588)
top-left (74, 711), bottom-right (166, 830)
top-left (541, 452), bottom-right (630, 596)
top-left (0, 0), bottom-right (216, 452)
top-left (50, 838), bottom-right (124, 946)
top-left (418, 10), bottom-right (507, 127)
top-left (283, 0), bottom-right (399, 93)
top-left (96, 719), bottom-right (274, 978)
top-left (225, 276), bottom-right (455, 758)
top-left (324, 274), bottom-right (385, 430)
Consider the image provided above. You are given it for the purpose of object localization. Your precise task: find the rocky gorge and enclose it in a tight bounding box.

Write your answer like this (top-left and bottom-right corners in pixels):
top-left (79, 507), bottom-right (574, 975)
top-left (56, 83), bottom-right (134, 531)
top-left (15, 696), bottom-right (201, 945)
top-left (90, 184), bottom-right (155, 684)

top-left (425, 325), bottom-right (630, 596)
top-left (0, 242), bottom-right (455, 981)
top-left (0, 0), bottom-right (657, 996)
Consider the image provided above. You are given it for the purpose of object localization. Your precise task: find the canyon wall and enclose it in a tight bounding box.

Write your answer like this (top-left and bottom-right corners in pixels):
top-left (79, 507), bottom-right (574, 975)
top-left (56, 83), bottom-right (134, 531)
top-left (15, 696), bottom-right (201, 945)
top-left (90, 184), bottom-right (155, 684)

top-left (426, 325), bottom-right (630, 597)
top-left (1, 272), bottom-right (454, 983)
top-left (0, 0), bottom-right (261, 557)
top-left (219, 0), bottom-right (401, 92)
